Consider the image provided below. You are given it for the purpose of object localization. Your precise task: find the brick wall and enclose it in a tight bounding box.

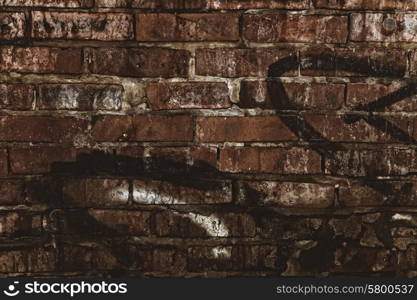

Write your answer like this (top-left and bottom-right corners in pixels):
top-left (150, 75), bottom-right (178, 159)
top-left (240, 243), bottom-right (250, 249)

top-left (1, 0), bottom-right (417, 277)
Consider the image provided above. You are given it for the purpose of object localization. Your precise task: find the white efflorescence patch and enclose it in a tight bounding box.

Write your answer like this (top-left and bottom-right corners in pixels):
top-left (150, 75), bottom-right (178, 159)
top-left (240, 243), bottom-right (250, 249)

top-left (392, 213), bottom-right (412, 222)
top-left (121, 186), bottom-right (232, 258)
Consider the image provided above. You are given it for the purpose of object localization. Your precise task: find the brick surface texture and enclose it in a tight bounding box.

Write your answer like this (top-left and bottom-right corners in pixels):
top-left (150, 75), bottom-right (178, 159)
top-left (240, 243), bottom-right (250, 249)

top-left (0, 0), bottom-right (416, 279)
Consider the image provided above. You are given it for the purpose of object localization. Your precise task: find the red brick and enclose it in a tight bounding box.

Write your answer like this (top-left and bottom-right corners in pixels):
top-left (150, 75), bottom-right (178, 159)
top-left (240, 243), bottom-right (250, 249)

top-left (2, 0), bottom-right (93, 7)
top-left (325, 149), bottom-right (416, 176)
top-left (219, 147), bottom-right (321, 174)
top-left (239, 181), bottom-right (334, 208)
top-left (136, 14), bottom-right (239, 42)
top-left (195, 48), bottom-right (297, 78)
top-left (0, 116), bottom-right (88, 143)
top-left (133, 179), bottom-right (232, 204)
top-left (207, 0), bottom-right (310, 9)
top-left (92, 115), bottom-right (194, 142)
top-left (88, 48), bottom-right (190, 78)
top-left (38, 84), bottom-right (123, 111)
top-left (0, 13), bottom-right (25, 40)
top-left (243, 15), bottom-right (348, 43)
top-left (92, 115), bottom-right (134, 142)
top-left (147, 82), bottom-right (230, 110)
top-left (347, 83), bottom-right (417, 111)
top-left (96, 0), bottom-right (205, 9)
top-left (32, 12), bottom-right (134, 41)
top-left (0, 47), bottom-right (82, 74)
top-left (0, 84), bottom-right (34, 110)
top-left (0, 180), bottom-right (24, 205)
top-left (314, 0), bottom-right (417, 10)
top-left (10, 147), bottom-right (77, 174)
top-left (303, 114), bottom-right (410, 143)
top-left (197, 116), bottom-right (297, 142)
top-left (300, 48), bottom-right (407, 77)
top-left (239, 81), bottom-right (345, 110)
top-left (350, 13), bottom-right (417, 42)
top-left (135, 115), bottom-right (194, 142)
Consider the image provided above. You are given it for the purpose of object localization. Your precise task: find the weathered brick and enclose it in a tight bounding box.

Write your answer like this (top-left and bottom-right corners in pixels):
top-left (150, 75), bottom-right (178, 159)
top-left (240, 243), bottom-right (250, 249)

top-left (0, 116), bottom-right (88, 143)
top-left (339, 181), bottom-right (417, 207)
top-left (92, 115), bottom-right (194, 142)
top-left (300, 48), bottom-right (407, 77)
top-left (408, 51), bottom-right (417, 77)
top-left (61, 209), bottom-right (151, 235)
top-left (314, 0), bottom-right (417, 10)
top-left (197, 116), bottom-right (297, 142)
top-left (325, 149), bottom-right (416, 176)
top-left (38, 84), bottom-right (123, 111)
top-left (243, 15), bottom-right (348, 43)
top-left (350, 13), bottom-right (417, 42)
top-left (32, 12), bottom-right (134, 41)
top-left (195, 48), bottom-right (297, 78)
top-left (188, 245), bottom-right (277, 272)
top-left (136, 14), bottom-right (239, 41)
top-left (238, 181), bottom-right (334, 208)
top-left (0, 47), bottom-right (82, 74)
top-left (347, 83), bottom-right (417, 111)
top-left (0, 84), bottom-right (34, 110)
top-left (0, 149), bottom-right (7, 176)
top-left (88, 48), bottom-right (190, 78)
top-left (0, 180), bottom-right (24, 205)
top-left (0, 13), bottom-right (25, 40)
top-left (0, 212), bottom-right (41, 235)
top-left (207, 0), bottom-right (310, 9)
top-left (219, 147), bottom-right (321, 174)
top-left (133, 179), bottom-right (232, 204)
top-left (155, 211), bottom-right (256, 237)
top-left (303, 114), bottom-right (410, 143)
top-left (1, 0), bottom-right (93, 7)
top-left (96, 0), bottom-right (205, 9)
top-left (239, 81), bottom-right (345, 110)
top-left (147, 82), bottom-right (230, 110)
top-left (0, 247), bottom-right (56, 273)
top-left (10, 147), bottom-right (77, 174)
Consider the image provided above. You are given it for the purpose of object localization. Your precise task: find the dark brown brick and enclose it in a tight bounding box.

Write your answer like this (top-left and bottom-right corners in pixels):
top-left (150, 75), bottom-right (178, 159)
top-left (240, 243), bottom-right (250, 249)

top-left (135, 115), bottom-right (194, 142)
top-left (0, 116), bottom-right (88, 143)
top-left (219, 147), bottom-right (321, 174)
top-left (0, 84), bottom-right (34, 110)
top-left (207, 0), bottom-right (310, 9)
top-left (32, 12), bottom-right (134, 41)
top-left (196, 48), bottom-right (297, 78)
top-left (10, 147), bottom-right (77, 174)
top-left (147, 82), bottom-right (231, 110)
top-left (0, 180), bottom-right (24, 205)
top-left (96, 0), bottom-right (205, 9)
top-left (303, 114), bottom-right (410, 143)
top-left (197, 116), bottom-right (297, 142)
top-left (239, 181), bottom-right (334, 208)
top-left (239, 81), bottom-right (345, 110)
top-left (1, 0), bottom-right (94, 7)
top-left (300, 48), bottom-right (407, 77)
top-left (0, 47), bottom-right (82, 74)
top-left (314, 0), bottom-right (417, 10)
top-left (243, 15), bottom-right (348, 43)
top-left (0, 247), bottom-right (56, 273)
top-left (88, 48), bottom-right (190, 78)
top-left (136, 14), bottom-right (239, 41)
